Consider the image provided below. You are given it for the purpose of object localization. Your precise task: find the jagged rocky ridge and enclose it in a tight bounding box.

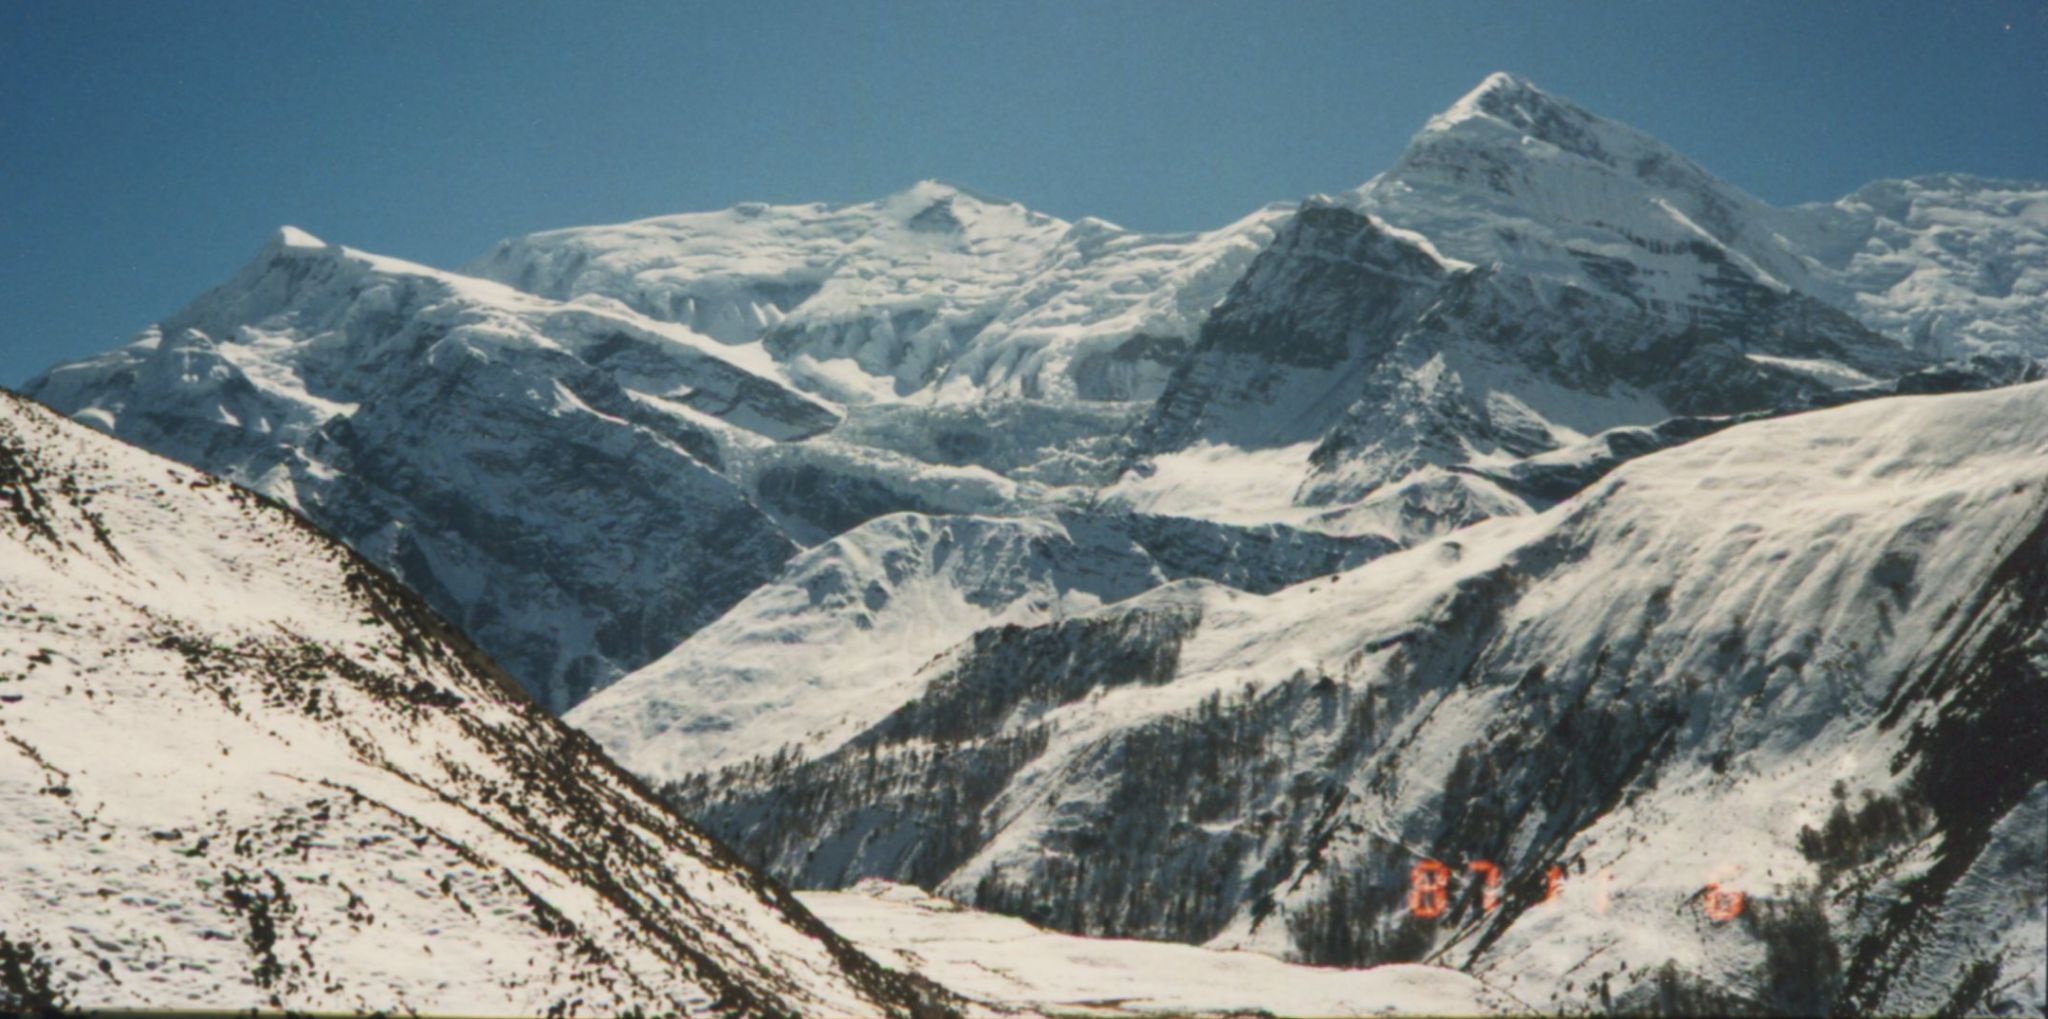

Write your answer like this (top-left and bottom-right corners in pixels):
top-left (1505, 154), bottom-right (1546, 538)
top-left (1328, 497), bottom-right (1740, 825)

top-left (0, 390), bottom-right (952, 1017)
top-left (668, 379), bottom-right (2047, 1016)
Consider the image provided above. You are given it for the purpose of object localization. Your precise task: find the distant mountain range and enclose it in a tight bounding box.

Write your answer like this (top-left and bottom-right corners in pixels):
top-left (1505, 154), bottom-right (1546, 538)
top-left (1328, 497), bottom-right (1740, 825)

top-left (18, 72), bottom-right (2047, 1015)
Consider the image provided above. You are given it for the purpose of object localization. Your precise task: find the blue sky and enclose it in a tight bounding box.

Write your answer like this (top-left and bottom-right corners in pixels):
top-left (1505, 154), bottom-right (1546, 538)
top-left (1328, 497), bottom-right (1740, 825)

top-left (4, 0), bottom-right (2044, 386)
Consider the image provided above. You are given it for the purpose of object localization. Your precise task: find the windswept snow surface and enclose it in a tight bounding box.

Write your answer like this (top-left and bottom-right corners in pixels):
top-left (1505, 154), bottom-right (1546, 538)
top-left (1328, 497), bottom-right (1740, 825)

top-left (681, 380), bottom-right (2048, 1016)
top-left (0, 391), bottom-right (947, 1017)
top-left (801, 880), bottom-right (1520, 1017)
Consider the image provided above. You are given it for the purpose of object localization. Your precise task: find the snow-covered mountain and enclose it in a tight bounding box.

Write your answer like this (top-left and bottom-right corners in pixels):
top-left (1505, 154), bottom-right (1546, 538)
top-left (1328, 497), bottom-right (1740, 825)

top-left (669, 379), bottom-right (2048, 1016)
top-left (469, 180), bottom-right (1289, 405)
top-left (1354, 72), bottom-right (1824, 316)
top-left (19, 202), bottom-right (1291, 711)
top-left (0, 390), bottom-right (950, 1016)
top-left (26, 229), bottom-right (836, 712)
top-left (1356, 73), bottom-right (2048, 363)
top-left (16, 67), bottom-right (2048, 1017)
top-left (1131, 73), bottom-right (1945, 510)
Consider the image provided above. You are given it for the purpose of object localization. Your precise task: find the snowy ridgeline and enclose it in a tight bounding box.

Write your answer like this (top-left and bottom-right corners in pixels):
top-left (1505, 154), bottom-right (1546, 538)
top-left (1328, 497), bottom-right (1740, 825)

top-left (0, 392), bottom-right (947, 1017)
top-left (671, 379), bottom-right (2048, 1017)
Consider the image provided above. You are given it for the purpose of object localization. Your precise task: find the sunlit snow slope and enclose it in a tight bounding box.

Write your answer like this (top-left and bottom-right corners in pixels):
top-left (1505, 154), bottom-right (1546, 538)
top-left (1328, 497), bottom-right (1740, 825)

top-left (573, 510), bottom-right (1392, 780)
top-left (0, 391), bottom-right (950, 1017)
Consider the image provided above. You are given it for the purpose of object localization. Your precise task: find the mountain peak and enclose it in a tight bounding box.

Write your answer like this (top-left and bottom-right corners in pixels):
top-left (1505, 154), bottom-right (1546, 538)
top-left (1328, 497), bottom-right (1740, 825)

top-left (1433, 72), bottom-right (1545, 122)
top-left (890, 178), bottom-right (1027, 213)
top-left (1421, 72), bottom-right (1615, 163)
top-left (876, 179), bottom-right (1067, 243)
top-left (1468, 70), bottom-right (1540, 102)
top-left (268, 224), bottom-right (327, 251)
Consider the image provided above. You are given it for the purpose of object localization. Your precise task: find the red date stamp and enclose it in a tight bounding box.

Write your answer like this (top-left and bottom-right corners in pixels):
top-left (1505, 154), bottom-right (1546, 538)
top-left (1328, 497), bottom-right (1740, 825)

top-left (1408, 858), bottom-right (1745, 921)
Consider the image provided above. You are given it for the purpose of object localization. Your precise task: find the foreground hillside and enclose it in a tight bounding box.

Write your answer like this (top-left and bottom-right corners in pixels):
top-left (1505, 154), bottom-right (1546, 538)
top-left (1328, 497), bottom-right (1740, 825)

top-left (0, 390), bottom-right (946, 1017)
top-left (673, 380), bottom-right (2048, 1016)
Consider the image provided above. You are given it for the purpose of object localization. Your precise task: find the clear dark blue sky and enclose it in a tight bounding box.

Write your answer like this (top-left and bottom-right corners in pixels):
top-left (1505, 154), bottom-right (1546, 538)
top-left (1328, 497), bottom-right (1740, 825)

top-left (4, 0), bottom-right (2044, 385)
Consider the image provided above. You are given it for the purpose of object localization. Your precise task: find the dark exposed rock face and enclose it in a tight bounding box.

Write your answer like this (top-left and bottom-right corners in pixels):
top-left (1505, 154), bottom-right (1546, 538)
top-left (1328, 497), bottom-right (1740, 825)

top-left (1138, 203), bottom-right (1452, 454)
top-left (1096, 509), bottom-right (1397, 593)
top-left (1136, 196), bottom-right (1930, 508)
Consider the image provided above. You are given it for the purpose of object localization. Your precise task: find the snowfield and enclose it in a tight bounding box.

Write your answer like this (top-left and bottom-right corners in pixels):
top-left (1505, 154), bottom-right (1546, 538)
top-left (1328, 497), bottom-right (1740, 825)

top-left (468, 180), bottom-right (1290, 405)
top-left (802, 880), bottom-right (1521, 1017)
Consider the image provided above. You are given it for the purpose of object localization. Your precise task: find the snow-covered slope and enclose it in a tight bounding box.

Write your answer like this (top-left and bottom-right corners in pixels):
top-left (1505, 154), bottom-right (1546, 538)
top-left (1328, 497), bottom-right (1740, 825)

top-left (573, 509), bottom-right (1396, 781)
top-left (26, 229), bottom-right (833, 711)
top-left (570, 512), bottom-right (1167, 778)
top-left (801, 880), bottom-right (1518, 1017)
top-left (0, 390), bottom-right (949, 1017)
top-left (471, 182), bottom-right (1288, 404)
top-left (672, 379), bottom-right (2048, 1016)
